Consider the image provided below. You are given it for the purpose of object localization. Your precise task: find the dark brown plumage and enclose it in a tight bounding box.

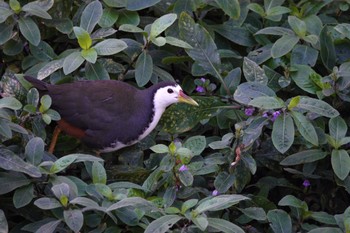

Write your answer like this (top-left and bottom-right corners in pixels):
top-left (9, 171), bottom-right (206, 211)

top-left (25, 76), bottom-right (198, 152)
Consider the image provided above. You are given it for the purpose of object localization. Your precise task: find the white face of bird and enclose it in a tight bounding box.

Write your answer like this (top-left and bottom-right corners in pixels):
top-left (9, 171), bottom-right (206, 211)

top-left (153, 85), bottom-right (199, 109)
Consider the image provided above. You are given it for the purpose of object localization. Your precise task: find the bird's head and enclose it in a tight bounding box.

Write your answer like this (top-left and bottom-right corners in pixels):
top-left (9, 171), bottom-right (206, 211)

top-left (152, 82), bottom-right (199, 109)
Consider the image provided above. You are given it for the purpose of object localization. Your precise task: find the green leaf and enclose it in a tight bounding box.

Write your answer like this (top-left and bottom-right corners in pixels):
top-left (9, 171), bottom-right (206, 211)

top-left (248, 3), bottom-right (265, 16)
top-left (150, 13), bottom-right (177, 39)
top-left (181, 199), bottom-right (198, 213)
top-left (94, 39), bottom-right (128, 55)
top-left (249, 96), bottom-right (285, 110)
top-left (179, 170), bottom-right (193, 186)
top-left (81, 48), bottom-right (97, 63)
top-left (80, 0), bottom-right (103, 33)
top-left (288, 96), bottom-right (300, 110)
top-left (64, 209), bottom-right (83, 233)
top-left (179, 12), bottom-right (222, 82)
top-left (335, 23), bottom-right (350, 40)
top-left (310, 212), bottom-right (337, 225)
top-left (183, 136), bottom-right (206, 156)
top-left (266, 6), bottom-right (291, 17)
top-left (271, 34), bottom-right (299, 58)
top-left (150, 144), bottom-right (169, 153)
top-left (279, 195), bottom-right (308, 210)
top-left (214, 172), bottom-right (235, 193)
top-left (329, 116), bottom-right (347, 144)
top-left (0, 149), bottom-right (41, 177)
top-left (234, 82), bottom-right (276, 105)
top-left (25, 137), bottom-right (44, 166)
top-left (320, 26), bottom-right (336, 71)
top-left (267, 209), bottom-right (292, 233)
top-left (192, 214), bottom-right (208, 231)
top-left (165, 36), bottom-right (192, 49)
top-left (49, 154), bottom-right (78, 174)
top-left (107, 197), bottom-right (157, 211)
top-left (126, 0), bottom-right (160, 11)
top-left (45, 109), bottom-right (61, 121)
top-left (207, 218), bottom-right (245, 233)
top-left (153, 66), bottom-right (175, 81)
top-left (35, 220), bottom-right (62, 233)
top-left (288, 16), bottom-right (307, 37)
top-left (215, 0), bottom-right (240, 19)
top-left (70, 197), bottom-right (99, 207)
top-left (135, 51), bottom-right (153, 87)
top-left (272, 113), bottom-right (295, 154)
top-left (144, 215), bottom-right (183, 233)
top-left (42, 113), bottom-right (51, 125)
top-left (256, 27), bottom-right (294, 36)
top-left (103, 0), bottom-right (126, 7)
top-left (296, 96), bottom-right (339, 118)
top-left (3, 39), bottom-right (22, 56)
top-left (0, 97), bottom-right (22, 110)
top-left (238, 207), bottom-right (267, 221)
top-left (163, 186), bottom-right (177, 208)
top-left (0, 22), bottom-right (14, 45)
top-left (9, 0), bottom-right (21, 13)
top-left (85, 61), bottom-right (110, 80)
top-left (0, 173), bottom-right (30, 195)
top-left (0, 209), bottom-right (8, 233)
top-left (212, 20), bottom-right (255, 47)
top-left (18, 17), bottom-right (40, 46)
top-left (291, 45), bottom-right (318, 66)
top-left (40, 95), bottom-right (51, 112)
top-left (95, 183), bottom-right (113, 199)
top-left (331, 149), bottom-right (350, 180)
top-left (243, 57), bottom-right (268, 85)
top-left (117, 10), bottom-right (140, 25)
top-left (160, 96), bottom-right (223, 134)
top-left (37, 59), bottom-right (64, 80)
top-left (0, 6), bottom-right (13, 23)
top-left (22, 2), bottom-right (52, 19)
top-left (308, 228), bottom-right (343, 233)
top-left (92, 161), bottom-right (107, 184)
top-left (63, 51), bottom-right (85, 75)
top-left (195, 195), bottom-right (249, 214)
top-left (0, 119), bottom-right (11, 138)
top-left (13, 184), bottom-right (34, 208)
top-left (119, 24), bottom-right (144, 33)
top-left (290, 65), bottom-right (320, 94)
top-left (99, 7), bottom-right (118, 28)
top-left (291, 111), bottom-right (318, 146)
top-left (34, 197), bottom-right (61, 209)
top-left (280, 149), bottom-right (328, 166)
top-left (51, 183), bottom-right (70, 201)
top-left (73, 27), bottom-right (92, 50)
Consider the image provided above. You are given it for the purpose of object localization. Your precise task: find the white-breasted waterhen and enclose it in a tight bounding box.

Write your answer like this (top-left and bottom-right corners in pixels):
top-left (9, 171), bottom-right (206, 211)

top-left (24, 76), bottom-right (199, 153)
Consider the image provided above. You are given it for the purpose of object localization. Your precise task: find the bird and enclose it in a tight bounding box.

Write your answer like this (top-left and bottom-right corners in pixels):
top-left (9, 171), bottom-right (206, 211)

top-left (24, 76), bottom-right (199, 153)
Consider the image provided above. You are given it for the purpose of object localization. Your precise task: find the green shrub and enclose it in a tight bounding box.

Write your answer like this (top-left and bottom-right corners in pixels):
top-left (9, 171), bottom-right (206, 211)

top-left (1, 0), bottom-right (350, 232)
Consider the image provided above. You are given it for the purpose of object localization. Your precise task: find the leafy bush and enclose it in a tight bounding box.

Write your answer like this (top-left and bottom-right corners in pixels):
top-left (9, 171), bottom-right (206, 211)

top-left (1, 0), bottom-right (350, 232)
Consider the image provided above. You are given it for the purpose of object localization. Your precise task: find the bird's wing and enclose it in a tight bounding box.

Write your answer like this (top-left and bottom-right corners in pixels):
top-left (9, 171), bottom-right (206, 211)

top-left (47, 81), bottom-right (152, 147)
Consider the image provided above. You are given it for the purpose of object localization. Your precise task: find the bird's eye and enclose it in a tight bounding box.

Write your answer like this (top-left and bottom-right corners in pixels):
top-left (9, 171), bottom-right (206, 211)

top-left (167, 88), bottom-right (174, 94)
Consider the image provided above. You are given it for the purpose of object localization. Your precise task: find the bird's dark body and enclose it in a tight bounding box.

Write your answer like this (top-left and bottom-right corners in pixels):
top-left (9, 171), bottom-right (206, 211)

top-left (25, 76), bottom-right (177, 150)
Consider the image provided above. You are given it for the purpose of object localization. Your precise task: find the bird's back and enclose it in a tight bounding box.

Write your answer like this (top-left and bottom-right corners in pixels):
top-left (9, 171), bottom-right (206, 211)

top-left (25, 77), bottom-right (155, 149)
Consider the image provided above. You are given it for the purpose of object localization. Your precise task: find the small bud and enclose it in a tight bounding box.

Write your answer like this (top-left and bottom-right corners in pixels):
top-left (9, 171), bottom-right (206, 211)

top-left (244, 107), bottom-right (255, 116)
top-left (303, 179), bottom-right (310, 188)
top-left (179, 164), bottom-right (188, 172)
top-left (212, 190), bottom-right (219, 196)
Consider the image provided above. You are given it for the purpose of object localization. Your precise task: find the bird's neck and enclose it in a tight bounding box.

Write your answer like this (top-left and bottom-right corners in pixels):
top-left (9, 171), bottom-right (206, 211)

top-left (137, 98), bottom-right (166, 141)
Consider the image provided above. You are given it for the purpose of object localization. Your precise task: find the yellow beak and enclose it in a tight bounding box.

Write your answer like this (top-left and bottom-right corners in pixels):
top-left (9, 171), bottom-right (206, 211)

top-left (178, 90), bottom-right (199, 106)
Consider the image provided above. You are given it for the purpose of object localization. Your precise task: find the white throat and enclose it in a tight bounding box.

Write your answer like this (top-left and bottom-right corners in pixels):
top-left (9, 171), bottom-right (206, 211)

top-left (137, 93), bottom-right (168, 141)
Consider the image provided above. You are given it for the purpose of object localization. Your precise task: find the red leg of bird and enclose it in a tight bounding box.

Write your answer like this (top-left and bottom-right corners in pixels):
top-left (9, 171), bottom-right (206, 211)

top-left (49, 126), bottom-right (62, 154)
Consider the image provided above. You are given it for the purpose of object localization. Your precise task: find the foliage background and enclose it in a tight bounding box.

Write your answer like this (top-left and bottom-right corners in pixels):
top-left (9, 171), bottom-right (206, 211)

top-left (1, 0), bottom-right (350, 232)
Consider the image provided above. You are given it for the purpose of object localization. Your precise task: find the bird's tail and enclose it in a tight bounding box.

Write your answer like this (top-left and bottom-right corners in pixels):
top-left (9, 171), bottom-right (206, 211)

top-left (24, 76), bottom-right (49, 91)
